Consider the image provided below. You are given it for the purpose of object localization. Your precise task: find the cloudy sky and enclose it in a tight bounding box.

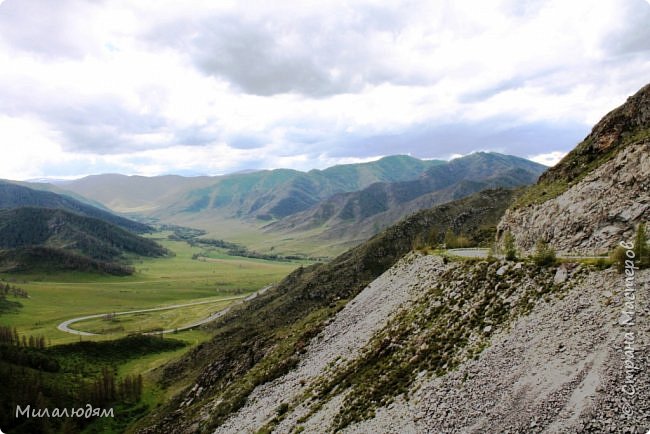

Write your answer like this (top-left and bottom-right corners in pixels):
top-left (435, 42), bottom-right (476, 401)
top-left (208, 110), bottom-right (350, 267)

top-left (1, 0), bottom-right (649, 180)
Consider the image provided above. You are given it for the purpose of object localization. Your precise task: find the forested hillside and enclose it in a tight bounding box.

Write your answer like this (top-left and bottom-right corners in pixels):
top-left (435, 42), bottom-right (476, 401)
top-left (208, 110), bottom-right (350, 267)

top-left (0, 207), bottom-right (167, 261)
top-left (0, 207), bottom-right (167, 275)
top-left (0, 181), bottom-right (152, 233)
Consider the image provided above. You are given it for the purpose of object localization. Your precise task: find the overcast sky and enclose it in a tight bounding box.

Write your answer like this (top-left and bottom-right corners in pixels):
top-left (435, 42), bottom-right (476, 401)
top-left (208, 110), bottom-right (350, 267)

top-left (1, 0), bottom-right (649, 180)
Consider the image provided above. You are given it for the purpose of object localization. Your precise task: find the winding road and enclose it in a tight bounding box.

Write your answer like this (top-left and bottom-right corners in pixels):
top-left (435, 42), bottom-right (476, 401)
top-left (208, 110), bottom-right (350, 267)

top-left (57, 285), bottom-right (273, 336)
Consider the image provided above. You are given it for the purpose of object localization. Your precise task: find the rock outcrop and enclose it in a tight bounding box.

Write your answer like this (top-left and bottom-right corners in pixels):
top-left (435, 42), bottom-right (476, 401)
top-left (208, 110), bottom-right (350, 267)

top-left (498, 141), bottom-right (649, 254)
top-left (497, 83), bottom-right (650, 255)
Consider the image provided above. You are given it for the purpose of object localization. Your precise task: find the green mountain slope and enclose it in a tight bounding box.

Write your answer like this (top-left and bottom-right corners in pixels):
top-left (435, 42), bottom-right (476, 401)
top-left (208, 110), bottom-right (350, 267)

top-left (0, 207), bottom-right (167, 272)
top-left (166, 155), bottom-right (445, 219)
top-left (58, 156), bottom-right (442, 218)
top-left (0, 181), bottom-right (152, 233)
top-left (134, 188), bottom-right (516, 433)
top-left (0, 207), bottom-right (166, 260)
top-left (265, 153), bottom-right (545, 242)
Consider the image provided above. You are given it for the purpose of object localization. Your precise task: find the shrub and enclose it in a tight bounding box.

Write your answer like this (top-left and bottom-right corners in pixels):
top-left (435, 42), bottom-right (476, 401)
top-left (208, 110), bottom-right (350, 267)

top-left (444, 229), bottom-right (471, 249)
top-left (635, 222), bottom-right (649, 268)
top-left (532, 240), bottom-right (556, 266)
top-left (276, 403), bottom-right (289, 416)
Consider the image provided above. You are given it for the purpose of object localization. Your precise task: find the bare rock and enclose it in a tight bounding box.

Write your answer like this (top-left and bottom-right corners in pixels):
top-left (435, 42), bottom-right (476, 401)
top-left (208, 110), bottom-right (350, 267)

top-left (497, 142), bottom-right (650, 256)
top-left (554, 266), bottom-right (569, 284)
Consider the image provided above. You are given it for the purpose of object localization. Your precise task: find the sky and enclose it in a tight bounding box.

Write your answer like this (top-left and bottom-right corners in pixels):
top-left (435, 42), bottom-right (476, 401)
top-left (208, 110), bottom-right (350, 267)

top-left (0, 0), bottom-right (649, 180)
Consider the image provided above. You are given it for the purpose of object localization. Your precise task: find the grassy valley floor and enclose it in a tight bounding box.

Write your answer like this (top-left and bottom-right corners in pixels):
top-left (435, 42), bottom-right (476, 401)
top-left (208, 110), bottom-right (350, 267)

top-left (0, 232), bottom-right (306, 433)
top-left (0, 234), bottom-right (304, 344)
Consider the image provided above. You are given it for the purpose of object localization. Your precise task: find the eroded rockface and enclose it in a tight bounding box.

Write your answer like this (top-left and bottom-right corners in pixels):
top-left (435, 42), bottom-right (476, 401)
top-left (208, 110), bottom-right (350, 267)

top-left (496, 83), bottom-right (650, 255)
top-left (347, 265), bottom-right (650, 434)
top-left (498, 141), bottom-right (649, 255)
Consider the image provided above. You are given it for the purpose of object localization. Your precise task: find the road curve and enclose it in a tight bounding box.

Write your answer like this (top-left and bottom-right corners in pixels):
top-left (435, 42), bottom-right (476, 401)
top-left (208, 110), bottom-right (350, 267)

top-left (57, 285), bottom-right (272, 336)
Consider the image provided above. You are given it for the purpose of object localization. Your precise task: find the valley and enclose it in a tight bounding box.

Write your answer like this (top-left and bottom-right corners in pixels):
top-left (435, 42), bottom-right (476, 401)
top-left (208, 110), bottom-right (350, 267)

top-left (0, 232), bottom-right (307, 433)
top-left (47, 153), bottom-right (546, 259)
top-left (0, 235), bottom-right (304, 344)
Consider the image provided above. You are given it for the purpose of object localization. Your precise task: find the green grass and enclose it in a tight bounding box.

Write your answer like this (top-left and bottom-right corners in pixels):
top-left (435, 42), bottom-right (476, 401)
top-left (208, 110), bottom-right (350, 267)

top-left (0, 335), bottom-right (192, 434)
top-left (0, 235), bottom-right (303, 345)
top-left (180, 213), bottom-right (353, 259)
top-left (512, 179), bottom-right (569, 208)
top-left (117, 329), bottom-right (215, 410)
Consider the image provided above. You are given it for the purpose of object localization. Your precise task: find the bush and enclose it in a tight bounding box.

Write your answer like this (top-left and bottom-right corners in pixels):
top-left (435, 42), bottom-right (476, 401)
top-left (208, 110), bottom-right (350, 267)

top-left (532, 240), bottom-right (556, 266)
top-left (276, 403), bottom-right (289, 416)
top-left (444, 229), bottom-right (471, 249)
top-left (635, 222), bottom-right (649, 268)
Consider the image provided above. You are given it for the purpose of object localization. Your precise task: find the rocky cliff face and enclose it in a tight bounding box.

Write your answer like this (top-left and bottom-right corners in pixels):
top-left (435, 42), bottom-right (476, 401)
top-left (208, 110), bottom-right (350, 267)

top-left (541, 83), bottom-right (650, 186)
top-left (497, 83), bottom-right (650, 254)
top-left (498, 141), bottom-right (649, 254)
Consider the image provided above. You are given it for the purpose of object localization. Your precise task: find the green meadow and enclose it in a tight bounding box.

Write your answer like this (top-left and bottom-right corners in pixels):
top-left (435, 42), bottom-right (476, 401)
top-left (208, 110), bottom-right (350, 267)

top-left (0, 232), bottom-right (306, 432)
top-left (0, 233), bottom-right (303, 345)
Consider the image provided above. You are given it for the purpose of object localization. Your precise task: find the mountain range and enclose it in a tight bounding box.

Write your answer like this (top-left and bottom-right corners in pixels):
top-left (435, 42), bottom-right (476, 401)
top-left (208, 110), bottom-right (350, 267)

top-left (0, 181), bottom-right (151, 233)
top-left (0, 150), bottom-right (545, 272)
top-left (56, 155), bottom-right (443, 215)
top-left (44, 152), bottom-right (546, 256)
top-left (264, 152), bottom-right (544, 243)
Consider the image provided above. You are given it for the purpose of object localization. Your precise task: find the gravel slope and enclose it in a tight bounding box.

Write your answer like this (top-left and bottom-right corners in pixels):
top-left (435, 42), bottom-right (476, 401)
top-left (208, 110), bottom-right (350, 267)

top-left (346, 267), bottom-right (650, 433)
top-left (205, 253), bottom-right (649, 433)
top-left (213, 253), bottom-right (449, 433)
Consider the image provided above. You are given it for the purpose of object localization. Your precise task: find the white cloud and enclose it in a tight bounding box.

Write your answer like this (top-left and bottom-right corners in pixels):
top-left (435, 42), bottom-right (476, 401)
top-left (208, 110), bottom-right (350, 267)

top-left (0, 115), bottom-right (68, 180)
top-left (0, 0), bottom-right (648, 179)
top-left (529, 151), bottom-right (568, 167)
